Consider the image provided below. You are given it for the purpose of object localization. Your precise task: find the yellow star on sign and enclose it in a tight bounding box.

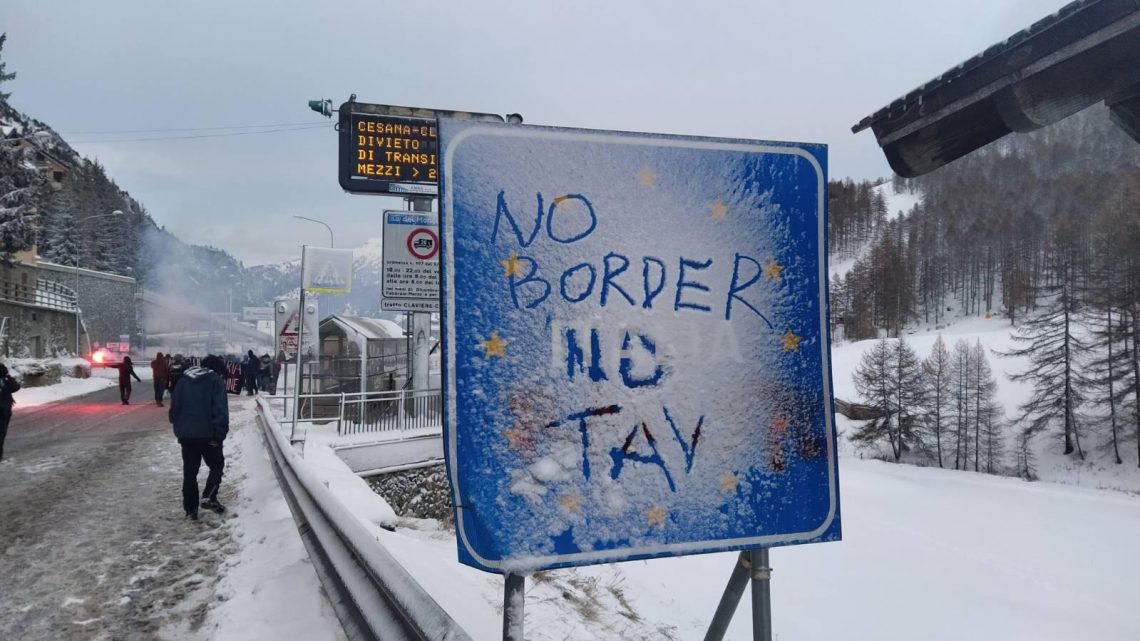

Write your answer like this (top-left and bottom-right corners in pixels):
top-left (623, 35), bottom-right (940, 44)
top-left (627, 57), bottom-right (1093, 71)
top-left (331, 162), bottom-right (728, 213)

top-left (481, 331), bottom-right (508, 358)
top-left (499, 252), bottom-right (525, 279)
top-left (504, 426), bottom-right (533, 451)
top-left (763, 258), bottom-right (783, 280)
top-left (719, 472), bottom-right (740, 493)
top-left (645, 505), bottom-right (668, 528)
top-left (558, 493), bottom-right (583, 514)
top-left (781, 330), bottom-right (801, 352)
top-left (636, 167), bottom-right (657, 187)
top-left (708, 197), bottom-right (729, 220)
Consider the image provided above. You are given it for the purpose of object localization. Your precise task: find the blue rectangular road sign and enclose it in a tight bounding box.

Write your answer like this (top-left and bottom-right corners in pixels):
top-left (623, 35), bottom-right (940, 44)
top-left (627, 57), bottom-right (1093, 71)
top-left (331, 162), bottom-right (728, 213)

top-left (439, 119), bottom-right (840, 574)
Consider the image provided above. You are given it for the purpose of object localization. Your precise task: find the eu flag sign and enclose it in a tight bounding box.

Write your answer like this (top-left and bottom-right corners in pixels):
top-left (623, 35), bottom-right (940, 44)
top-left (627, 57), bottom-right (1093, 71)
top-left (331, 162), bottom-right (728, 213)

top-left (439, 120), bottom-right (840, 573)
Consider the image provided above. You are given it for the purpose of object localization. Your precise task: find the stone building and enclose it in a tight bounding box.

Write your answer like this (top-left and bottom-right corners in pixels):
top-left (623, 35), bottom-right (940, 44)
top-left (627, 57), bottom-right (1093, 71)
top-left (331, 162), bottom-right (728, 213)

top-left (0, 256), bottom-right (138, 358)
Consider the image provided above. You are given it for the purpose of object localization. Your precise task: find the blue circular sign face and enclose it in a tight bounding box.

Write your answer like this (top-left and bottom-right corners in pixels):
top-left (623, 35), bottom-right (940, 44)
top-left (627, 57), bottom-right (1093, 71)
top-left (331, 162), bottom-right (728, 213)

top-left (439, 120), bottom-right (839, 574)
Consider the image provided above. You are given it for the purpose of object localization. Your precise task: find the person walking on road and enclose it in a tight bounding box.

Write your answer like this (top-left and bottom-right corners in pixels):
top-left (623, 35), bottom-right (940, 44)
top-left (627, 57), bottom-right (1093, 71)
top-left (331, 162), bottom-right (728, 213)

top-left (113, 356), bottom-right (142, 405)
top-left (151, 352), bottom-right (169, 407)
top-left (168, 354), bottom-right (187, 391)
top-left (0, 363), bottom-right (21, 461)
top-left (169, 354), bottom-right (229, 520)
top-left (258, 353), bottom-right (271, 392)
top-left (242, 350), bottom-right (259, 396)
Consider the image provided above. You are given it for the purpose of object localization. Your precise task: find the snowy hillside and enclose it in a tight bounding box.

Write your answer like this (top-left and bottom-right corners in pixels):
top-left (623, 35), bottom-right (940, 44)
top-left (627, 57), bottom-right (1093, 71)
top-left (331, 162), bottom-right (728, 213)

top-left (831, 316), bottom-right (1140, 494)
top-left (829, 180), bottom-right (922, 280)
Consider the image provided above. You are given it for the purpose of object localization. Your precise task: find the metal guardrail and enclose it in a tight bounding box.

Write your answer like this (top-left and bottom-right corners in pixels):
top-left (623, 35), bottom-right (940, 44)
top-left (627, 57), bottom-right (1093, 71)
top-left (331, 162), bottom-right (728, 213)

top-left (264, 389), bottom-right (442, 436)
top-left (254, 398), bottom-right (472, 641)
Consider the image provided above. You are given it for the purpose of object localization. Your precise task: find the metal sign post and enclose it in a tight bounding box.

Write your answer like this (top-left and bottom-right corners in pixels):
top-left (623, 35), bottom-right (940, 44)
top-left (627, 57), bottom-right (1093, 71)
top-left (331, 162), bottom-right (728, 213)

top-left (502, 573), bottom-right (525, 641)
top-left (290, 245), bottom-right (307, 443)
top-left (703, 548), bottom-right (772, 641)
top-left (750, 548), bottom-right (772, 641)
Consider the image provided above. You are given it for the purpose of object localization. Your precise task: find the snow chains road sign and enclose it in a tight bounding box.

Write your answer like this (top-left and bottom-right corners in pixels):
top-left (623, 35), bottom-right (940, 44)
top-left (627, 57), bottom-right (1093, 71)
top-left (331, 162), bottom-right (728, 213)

top-left (439, 119), bottom-right (841, 574)
top-left (382, 210), bottom-right (440, 312)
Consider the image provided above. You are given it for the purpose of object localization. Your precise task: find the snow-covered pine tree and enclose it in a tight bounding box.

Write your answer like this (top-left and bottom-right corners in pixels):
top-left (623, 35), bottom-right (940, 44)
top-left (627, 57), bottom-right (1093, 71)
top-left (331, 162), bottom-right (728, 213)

top-left (853, 338), bottom-right (923, 461)
top-left (1014, 429), bottom-right (1037, 480)
top-left (921, 334), bottom-right (953, 467)
top-left (998, 224), bottom-right (1087, 458)
top-left (0, 35), bottom-right (43, 254)
top-left (0, 34), bottom-right (13, 101)
top-left (853, 339), bottom-right (896, 458)
top-left (893, 337), bottom-right (926, 461)
top-left (950, 338), bottom-right (973, 470)
top-left (971, 339), bottom-right (1000, 472)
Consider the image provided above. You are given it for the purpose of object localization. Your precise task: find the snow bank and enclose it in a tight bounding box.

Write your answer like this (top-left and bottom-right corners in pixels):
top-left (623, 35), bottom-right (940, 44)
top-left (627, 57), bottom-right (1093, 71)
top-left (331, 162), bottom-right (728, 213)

top-left (206, 401), bottom-right (345, 641)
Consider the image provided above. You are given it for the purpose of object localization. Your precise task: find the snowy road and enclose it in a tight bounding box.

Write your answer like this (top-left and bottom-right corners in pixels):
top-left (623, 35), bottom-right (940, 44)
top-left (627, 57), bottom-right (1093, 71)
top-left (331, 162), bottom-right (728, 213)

top-left (0, 387), bottom-right (236, 639)
top-left (0, 388), bottom-right (344, 641)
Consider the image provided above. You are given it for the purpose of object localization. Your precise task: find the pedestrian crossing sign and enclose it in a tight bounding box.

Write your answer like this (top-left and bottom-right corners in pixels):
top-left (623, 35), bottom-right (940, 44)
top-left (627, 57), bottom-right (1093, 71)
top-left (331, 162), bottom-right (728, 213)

top-left (303, 247), bottom-right (355, 293)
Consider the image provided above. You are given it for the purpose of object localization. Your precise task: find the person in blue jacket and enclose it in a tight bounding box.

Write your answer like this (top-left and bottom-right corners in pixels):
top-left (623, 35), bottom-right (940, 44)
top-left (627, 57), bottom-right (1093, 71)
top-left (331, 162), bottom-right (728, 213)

top-left (168, 354), bottom-right (229, 520)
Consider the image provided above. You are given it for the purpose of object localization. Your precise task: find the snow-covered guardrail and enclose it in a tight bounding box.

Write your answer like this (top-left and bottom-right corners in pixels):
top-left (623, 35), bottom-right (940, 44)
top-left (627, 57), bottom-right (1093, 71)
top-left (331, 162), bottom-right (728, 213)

top-left (254, 398), bottom-right (472, 641)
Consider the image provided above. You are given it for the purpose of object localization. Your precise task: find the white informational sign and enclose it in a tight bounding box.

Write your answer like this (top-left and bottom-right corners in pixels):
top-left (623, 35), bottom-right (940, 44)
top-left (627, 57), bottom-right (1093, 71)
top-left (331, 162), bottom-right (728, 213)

top-left (242, 306), bottom-right (275, 322)
top-left (303, 247), bottom-right (354, 294)
top-left (382, 210), bottom-right (440, 311)
top-left (274, 298), bottom-right (319, 360)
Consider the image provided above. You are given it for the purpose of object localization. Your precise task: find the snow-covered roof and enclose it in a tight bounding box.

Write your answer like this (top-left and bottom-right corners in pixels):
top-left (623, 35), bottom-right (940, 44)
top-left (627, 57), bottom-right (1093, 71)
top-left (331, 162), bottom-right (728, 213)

top-left (321, 315), bottom-right (403, 341)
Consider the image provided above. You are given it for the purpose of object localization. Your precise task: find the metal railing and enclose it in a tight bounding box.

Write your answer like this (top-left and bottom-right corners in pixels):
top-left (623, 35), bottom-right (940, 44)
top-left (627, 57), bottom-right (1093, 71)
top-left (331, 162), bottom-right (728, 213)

top-left (264, 388), bottom-right (442, 436)
top-left (0, 278), bottom-right (78, 312)
top-left (34, 278), bottom-right (79, 311)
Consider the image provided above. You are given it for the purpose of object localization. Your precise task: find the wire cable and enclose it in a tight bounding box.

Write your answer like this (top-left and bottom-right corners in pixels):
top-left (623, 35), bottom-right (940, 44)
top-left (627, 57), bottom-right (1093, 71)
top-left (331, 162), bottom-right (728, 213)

top-left (69, 124), bottom-right (332, 144)
top-left (60, 121), bottom-right (327, 135)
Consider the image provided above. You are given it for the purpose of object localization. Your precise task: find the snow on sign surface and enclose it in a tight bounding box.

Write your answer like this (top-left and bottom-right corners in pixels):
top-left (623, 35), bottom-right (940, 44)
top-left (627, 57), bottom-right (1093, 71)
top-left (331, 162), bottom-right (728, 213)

top-left (439, 119), bottom-right (840, 573)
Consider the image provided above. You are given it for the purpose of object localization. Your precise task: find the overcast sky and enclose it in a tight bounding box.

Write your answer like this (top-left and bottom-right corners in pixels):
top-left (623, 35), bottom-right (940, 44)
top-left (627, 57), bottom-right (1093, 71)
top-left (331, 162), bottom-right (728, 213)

top-left (4, 0), bottom-right (1070, 265)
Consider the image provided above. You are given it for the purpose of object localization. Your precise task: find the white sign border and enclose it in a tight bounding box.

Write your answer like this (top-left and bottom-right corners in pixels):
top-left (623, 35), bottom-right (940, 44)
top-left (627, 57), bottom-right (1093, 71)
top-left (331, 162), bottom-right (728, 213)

top-left (442, 125), bottom-right (835, 571)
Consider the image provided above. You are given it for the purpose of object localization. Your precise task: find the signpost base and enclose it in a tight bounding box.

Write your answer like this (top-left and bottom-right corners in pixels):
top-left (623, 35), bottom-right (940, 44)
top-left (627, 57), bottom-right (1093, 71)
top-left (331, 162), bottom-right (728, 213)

top-left (503, 573), bottom-right (525, 641)
top-left (703, 548), bottom-right (772, 641)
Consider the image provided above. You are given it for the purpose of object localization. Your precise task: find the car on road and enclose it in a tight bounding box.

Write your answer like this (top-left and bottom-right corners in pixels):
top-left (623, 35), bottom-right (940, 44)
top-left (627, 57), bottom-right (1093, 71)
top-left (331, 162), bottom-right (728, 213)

top-left (88, 348), bottom-right (125, 368)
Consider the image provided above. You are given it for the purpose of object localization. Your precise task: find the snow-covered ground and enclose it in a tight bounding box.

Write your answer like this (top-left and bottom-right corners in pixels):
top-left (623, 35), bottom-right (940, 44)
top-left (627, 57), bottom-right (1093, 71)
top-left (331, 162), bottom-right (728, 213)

top-left (262, 351), bottom-right (1140, 641)
top-left (204, 401), bottom-right (345, 640)
top-left (374, 457), bottom-right (1140, 641)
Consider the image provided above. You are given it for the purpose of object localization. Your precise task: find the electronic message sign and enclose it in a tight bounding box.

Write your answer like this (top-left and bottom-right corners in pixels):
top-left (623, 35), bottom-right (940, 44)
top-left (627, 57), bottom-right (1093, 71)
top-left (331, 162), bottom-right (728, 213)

top-left (339, 111), bottom-right (438, 195)
top-left (439, 120), bottom-right (840, 574)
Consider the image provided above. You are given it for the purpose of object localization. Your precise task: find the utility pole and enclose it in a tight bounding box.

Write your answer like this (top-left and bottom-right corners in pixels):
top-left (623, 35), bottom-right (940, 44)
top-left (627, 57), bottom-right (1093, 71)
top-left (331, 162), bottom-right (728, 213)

top-left (408, 196), bottom-right (432, 392)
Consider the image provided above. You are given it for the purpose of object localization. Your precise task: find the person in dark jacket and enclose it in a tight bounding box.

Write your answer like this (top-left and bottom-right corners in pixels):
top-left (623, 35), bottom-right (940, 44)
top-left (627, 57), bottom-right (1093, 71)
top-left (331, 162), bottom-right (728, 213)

top-left (242, 350), bottom-right (259, 396)
top-left (0, 363), bottom-right (21, 460)
top-left (151, 352), bottom-right (169, 407)
top-left (169, 354), bottom-right (229, 520)
top-left (168, 354), bottom-right (187, 391)
top-left (113, 356), bottom-right (142, 405)
top-left (258, 353), bottom-right (271, 392)
top-left (271, 349), bottom-right (286, 395)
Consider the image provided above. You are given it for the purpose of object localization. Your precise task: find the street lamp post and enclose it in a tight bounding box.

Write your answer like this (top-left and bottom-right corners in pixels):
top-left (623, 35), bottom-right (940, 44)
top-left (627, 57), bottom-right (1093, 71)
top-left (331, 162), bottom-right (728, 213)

top-left (292, 215), bottom-right (334, 247)
top-left (74, 210), bottom-right (124, 355)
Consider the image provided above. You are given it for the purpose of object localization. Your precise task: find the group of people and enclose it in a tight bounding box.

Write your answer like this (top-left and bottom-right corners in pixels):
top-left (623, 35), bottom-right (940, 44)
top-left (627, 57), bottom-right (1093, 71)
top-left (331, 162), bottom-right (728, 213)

top-left (0, 347), bottom-right (280, 520)
top-left (240, 350), bottom-right (279, 397)
top-left (111, 351), bottom-right (282, 406)
top-left (102, 350), bottom-right (247, 521)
